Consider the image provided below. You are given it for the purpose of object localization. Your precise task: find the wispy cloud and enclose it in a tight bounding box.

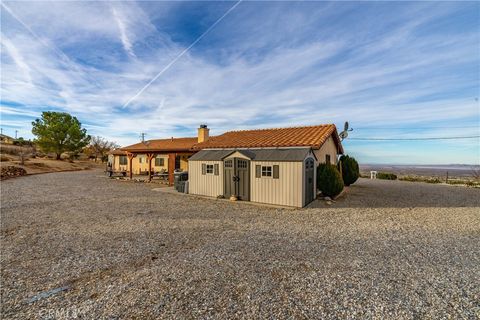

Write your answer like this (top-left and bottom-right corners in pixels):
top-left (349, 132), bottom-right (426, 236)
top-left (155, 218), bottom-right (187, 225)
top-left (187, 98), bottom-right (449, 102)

top-left (0, 1), bottom-right (478, 162)
top-left (0, 34), bottom-right (32, 83)
top-left (111, 7), bottom-right (136, 58)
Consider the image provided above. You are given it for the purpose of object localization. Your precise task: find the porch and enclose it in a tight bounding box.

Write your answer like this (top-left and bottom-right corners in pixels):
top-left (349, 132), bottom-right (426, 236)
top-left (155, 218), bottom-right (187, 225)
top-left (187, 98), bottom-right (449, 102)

top-left (125, 152), bottom-right (193, 185)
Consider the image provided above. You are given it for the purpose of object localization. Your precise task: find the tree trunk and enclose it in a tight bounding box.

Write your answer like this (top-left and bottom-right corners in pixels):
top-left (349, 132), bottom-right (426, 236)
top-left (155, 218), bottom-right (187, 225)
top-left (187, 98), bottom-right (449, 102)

top-left (56, 153), bottom-right (61, 160)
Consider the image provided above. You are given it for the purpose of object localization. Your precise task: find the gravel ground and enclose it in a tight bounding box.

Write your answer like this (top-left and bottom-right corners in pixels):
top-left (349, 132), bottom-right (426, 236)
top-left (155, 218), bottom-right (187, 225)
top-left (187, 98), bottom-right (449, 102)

top-left (308, 178), bottom-right (480, 208)
top-left (1, 170), bottom-right (479, 319)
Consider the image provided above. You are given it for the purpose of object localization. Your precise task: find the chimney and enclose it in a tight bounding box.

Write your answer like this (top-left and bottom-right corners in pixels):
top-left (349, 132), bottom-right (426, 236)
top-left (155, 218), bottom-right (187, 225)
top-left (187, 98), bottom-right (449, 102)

top-left (198, 124), bottom-right (209, 143)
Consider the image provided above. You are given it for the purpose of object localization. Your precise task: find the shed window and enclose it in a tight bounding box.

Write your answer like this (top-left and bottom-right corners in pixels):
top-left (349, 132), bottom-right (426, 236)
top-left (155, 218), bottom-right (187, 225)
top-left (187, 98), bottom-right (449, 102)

top-left (261, 166), bottom-right (272, 177)
top-left (206, 164), bottom-right (214, 174)
top-left (119, 156), bottom-right (127, 165)
top-left (139, 156), bottom-right (145, 164)
top-left (326, 154), bottom-right (331, 164)
top-left (155, 157), bottom-right (165, 167)
top-left (238, 160), bottom-right (248, 168)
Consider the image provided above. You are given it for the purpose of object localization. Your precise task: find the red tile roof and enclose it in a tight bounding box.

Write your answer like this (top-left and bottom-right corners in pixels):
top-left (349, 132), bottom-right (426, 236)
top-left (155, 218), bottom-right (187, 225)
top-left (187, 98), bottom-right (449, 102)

top-left (121, 137), bottom-right (198, 153)
top-left (118, 124), bottom-right (343, 154)
top-left (108, 149), bottom-right (127, 155)
top-left (194, 124), bottom-right (343, 153)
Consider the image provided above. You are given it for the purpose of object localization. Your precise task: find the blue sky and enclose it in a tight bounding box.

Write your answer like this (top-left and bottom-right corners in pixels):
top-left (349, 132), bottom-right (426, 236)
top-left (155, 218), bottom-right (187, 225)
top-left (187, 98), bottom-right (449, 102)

top-left (1, 1), bottom-right (479, 164)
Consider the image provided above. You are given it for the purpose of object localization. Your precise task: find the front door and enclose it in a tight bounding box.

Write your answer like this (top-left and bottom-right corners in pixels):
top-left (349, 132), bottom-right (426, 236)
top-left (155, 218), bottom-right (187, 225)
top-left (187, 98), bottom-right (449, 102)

top-left (224, 158), bottom-right (250, 200)
top-left (305, 158), bottom-right (315, 205)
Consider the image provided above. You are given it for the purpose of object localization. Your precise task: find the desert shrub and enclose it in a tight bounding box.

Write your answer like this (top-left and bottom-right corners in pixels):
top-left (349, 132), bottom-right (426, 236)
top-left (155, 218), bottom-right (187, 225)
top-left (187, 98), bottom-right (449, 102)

top-left (13, 138), bottom-right (34, 146)
top-left (466, 181), bottom-right (480, 188)
top-left (317, 164), bottom-right (344, 198)
top-left (399, 176), bottom-right (420, 182)
top-left (377, 172), bottom-right (398, 180)
top-left (0, 145), bottom-right (24, 156)
top-left (399, 176), bottom-right (441, 184)
top-left (0, 144), bottom-right (35, 156)
top-left (0, 155), bottom-right (10, 162)
top-left (339, 155), bottom-right (359, 186)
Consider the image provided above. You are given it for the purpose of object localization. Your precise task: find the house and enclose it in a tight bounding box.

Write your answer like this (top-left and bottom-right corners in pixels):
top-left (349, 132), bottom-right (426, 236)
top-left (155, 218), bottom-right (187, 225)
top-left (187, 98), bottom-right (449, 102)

top-left (0, 134), bottom-right (14, 145)
top-left (109, 125), bottom-right (210, 185)
top-left (188, 124), bottom-right (344, 208)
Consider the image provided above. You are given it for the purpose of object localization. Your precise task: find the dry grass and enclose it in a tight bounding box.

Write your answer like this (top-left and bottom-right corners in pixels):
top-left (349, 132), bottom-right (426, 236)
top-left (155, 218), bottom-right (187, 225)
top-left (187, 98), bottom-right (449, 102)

top-left (0, 156), bottom-right (103, 175)
top-left (0, 144), bottom-right (34, 156)
top-left (0, 143), bottom-right (104, 175)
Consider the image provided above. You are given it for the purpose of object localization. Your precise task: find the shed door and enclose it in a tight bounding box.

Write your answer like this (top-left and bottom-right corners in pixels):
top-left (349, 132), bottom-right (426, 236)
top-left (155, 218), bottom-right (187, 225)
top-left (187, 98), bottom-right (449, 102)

top-left (224, 159), bottom-right (234, 198)
top-left (224, 158), bottom-right (250, 200)
top-left (235, 158), bottom-right (250, 201)
top-left (305, 158), bottom-right (315, 205)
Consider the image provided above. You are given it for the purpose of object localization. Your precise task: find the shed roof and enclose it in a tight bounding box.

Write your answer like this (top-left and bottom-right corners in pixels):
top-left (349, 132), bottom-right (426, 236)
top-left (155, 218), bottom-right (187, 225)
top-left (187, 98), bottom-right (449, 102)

top-left (189, 148), bottom-right (314, 162)
top-left (193, 124), bottom-right (343, 153)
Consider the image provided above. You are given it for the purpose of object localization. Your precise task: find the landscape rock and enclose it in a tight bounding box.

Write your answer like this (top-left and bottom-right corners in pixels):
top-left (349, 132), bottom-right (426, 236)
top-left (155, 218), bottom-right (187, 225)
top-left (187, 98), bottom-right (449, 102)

top-left (0, 166), bottom-right (27, 180)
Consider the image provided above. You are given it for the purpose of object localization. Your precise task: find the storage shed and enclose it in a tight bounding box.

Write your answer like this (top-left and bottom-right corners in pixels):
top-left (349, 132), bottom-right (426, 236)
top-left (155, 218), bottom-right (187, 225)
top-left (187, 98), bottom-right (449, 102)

top-left (189, 148), bottom-right (317, 207)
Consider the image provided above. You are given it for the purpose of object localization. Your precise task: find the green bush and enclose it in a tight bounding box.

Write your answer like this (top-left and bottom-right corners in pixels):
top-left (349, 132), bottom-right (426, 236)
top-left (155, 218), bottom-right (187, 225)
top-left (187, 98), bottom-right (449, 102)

top-left (339, 155), bottom-right (359, 186)
top-left (377, 172), bottom-right (398, 180)
top-left (317, 164), bottom-right (344, 198)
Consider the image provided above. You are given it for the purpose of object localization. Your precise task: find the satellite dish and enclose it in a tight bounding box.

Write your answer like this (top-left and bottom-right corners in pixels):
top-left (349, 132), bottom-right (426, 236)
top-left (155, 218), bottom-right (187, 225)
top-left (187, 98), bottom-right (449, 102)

top-left (339, 121), bottom-right (353, 141)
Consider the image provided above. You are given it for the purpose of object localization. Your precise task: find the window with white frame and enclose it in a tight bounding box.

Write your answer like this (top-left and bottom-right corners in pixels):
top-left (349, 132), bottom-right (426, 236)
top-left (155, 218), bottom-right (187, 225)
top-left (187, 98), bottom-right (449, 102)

top-left (138, 156), bottom-right (145, 164)
top-left (206, 164), bottom-right (214, 174)
top-left (261, 166), bottom-right (272, 177)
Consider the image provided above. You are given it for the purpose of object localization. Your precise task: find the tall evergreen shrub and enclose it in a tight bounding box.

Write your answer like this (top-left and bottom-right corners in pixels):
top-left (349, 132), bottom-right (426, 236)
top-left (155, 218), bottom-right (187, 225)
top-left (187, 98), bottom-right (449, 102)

top-left (317, 164), bottom-right (344, 198)
top-left (339, 155), bottom-right (360, 186)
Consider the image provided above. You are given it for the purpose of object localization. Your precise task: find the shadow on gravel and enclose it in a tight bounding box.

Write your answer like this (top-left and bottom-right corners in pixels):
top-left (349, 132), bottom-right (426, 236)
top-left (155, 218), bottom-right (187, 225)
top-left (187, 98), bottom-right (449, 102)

top-left (308, 178), bottom-right (480, 208)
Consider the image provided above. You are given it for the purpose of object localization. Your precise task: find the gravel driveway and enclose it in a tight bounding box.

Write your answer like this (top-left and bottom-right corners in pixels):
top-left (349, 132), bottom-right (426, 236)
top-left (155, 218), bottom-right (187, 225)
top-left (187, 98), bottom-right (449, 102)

top-left (1, 170), bottom-right (479, 319)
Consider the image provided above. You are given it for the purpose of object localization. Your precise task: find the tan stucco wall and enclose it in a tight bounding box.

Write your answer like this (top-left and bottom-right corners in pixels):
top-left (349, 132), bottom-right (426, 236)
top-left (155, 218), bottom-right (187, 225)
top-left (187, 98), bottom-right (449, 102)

top-left (179, 155), bottom-right (189, 171)
top-left (111, 155), bottom-right (128, 172)
top-left (314, 136), bottom-right (338, 164)
top-left (112, 154), bottom-right (169, 174)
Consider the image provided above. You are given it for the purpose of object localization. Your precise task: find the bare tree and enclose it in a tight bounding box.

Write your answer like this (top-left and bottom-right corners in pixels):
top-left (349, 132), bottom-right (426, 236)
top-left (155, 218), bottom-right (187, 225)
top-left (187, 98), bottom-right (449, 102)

top-left (88, 136), bottom-right (119, 162)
